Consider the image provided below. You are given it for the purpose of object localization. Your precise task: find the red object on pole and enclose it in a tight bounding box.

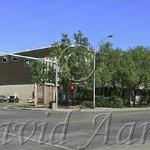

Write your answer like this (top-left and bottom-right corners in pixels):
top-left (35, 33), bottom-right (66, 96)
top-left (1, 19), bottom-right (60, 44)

top-left (68, 83), bottom-right (76, 92)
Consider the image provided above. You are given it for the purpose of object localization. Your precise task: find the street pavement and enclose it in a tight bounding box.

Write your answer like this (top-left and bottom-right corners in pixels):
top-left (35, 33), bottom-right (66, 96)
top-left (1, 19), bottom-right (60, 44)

top-left (0, 108), bottom-right (150, 149)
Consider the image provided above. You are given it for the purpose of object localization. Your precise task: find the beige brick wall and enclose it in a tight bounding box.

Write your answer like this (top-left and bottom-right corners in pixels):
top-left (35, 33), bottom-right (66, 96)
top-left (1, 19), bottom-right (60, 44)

top-left (0, 84), bottom-right (34, 102)
top-left (43, 85), bottom-right (54, 105)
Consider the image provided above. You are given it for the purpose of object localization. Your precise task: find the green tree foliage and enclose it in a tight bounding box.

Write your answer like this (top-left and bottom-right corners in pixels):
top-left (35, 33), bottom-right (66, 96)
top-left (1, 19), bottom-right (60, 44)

top-left (29, 61), bottom-right (55, 84)
top-left (29, 31), bottom-right (150, 106)
top-left (29, 31), bottom-right (93, 90)
top-left (96, 43), bottom-right (150, 106)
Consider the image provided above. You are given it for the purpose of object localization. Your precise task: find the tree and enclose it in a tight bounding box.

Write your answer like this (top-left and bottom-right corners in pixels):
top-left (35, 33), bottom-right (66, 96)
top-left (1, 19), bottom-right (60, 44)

top-left (29, 60), bottom-right (55, 84)
top-left (29, 31), bottom-right (93, 96)
top-left (127, 47), bottom-right (150, 105)
top-left (29, 31), bottom-right (150, 107)
top-left (96, 42), bottom-right (150, 106)
top-left (96, 42), bottom-right (115, 86)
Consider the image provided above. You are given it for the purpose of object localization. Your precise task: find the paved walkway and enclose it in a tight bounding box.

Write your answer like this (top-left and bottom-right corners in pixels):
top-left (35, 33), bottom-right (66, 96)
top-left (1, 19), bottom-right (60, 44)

top-left (57, 107), bottom-right (150, 112)
top-left (4, 105), bottom-right (150, 112)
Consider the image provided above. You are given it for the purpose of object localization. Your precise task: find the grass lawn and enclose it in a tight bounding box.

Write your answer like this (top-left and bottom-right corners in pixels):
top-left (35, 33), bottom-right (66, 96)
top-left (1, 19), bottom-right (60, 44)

top-left (5, 103), bottom-right (35, 109)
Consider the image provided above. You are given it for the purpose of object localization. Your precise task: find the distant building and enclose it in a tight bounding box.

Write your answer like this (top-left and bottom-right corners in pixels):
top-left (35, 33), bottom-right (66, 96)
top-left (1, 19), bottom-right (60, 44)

top-left (0, 47), bottom-right (53, 102)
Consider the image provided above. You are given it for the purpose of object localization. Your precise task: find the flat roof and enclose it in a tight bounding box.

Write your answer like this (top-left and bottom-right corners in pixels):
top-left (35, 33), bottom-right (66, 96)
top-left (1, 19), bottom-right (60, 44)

top-left (16, 46), bottom-right (51, 58)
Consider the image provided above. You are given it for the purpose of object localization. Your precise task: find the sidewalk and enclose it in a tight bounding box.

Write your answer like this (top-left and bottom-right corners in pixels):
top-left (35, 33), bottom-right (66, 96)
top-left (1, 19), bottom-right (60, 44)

top-left (4, 104), bottom-right (150, 113)
top-left (57, 107), bottom-right (150, 112)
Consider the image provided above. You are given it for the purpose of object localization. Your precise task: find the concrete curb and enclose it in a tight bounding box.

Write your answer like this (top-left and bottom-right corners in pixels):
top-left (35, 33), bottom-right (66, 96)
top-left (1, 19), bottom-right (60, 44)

top-left (56, 107), bottom-right (150, 112)
top-left (3, 106), bottom-right (150, 113)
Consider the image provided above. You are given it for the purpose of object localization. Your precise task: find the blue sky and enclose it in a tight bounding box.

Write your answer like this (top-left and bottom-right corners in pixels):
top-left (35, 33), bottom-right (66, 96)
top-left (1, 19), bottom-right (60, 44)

top-left (0, 0), bottom-right (150, 52)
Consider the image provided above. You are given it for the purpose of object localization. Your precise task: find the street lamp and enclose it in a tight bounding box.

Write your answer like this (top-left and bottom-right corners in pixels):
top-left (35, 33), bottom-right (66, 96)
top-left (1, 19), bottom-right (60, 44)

top-left (93, 35), bottom-right (113, 108)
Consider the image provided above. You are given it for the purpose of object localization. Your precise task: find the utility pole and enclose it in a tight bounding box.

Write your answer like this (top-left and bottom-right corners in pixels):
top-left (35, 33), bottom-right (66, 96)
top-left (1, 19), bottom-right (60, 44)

top-left (93, 52), bottom-right (96, 108)
top-left (55, 60), bottom-right (58, 110)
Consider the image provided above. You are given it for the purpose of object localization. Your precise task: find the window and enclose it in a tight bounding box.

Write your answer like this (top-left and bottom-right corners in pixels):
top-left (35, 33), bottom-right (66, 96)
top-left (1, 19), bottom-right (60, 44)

top-left (12, 56), bottom-right (18, 62)
top-left (24, 59), bottom-right (30, 65)
top-left (2, 56), bottom-right (8, 63)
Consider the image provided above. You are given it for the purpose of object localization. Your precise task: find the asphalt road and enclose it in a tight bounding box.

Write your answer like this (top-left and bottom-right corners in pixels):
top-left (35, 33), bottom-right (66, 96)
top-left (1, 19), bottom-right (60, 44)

top-left (0, 109), bottom-right (150, 150)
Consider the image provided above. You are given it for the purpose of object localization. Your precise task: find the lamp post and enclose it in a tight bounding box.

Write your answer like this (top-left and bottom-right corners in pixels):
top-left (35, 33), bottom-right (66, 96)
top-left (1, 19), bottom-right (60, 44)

top-left (55, 59), bottom-right (59, 110)
top-left (93, 35), bottom-right (113, 108)
top-left (93, 52), bottom-right (96, 108)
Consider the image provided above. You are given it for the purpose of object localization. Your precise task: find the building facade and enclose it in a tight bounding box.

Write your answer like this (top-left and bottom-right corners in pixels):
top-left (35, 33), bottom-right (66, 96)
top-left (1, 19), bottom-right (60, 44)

top-left (0, 47), bottom-right (52, 102)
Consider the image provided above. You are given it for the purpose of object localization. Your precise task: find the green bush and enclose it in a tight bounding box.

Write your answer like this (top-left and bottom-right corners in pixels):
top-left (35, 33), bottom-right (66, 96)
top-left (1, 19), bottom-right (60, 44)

top-left (96, 97), bottom-right (123, 108)
top-left (75, 85), bottom-right (93, 102)
top-left (83, 101), bottom-right (94, 108)
top-left (112, 97), bottom-right (123, 108)
top-left (96, 99), bottom-right (109, 107)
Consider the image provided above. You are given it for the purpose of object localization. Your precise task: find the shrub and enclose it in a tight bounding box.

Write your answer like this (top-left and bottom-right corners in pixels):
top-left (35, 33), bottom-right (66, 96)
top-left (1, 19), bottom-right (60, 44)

top-left (83, 101), bottom-right (94, 108)
top-left (112, 97), bottom-right (123, 108)
top-left (96, 97), bottom-right (123, 108)
top-left (75, 85), bottom-right (93, 102)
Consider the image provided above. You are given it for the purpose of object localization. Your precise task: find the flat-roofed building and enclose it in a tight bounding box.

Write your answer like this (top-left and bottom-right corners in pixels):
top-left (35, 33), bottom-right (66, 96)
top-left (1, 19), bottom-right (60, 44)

top-left (0, 47), bottom-right (53, 103)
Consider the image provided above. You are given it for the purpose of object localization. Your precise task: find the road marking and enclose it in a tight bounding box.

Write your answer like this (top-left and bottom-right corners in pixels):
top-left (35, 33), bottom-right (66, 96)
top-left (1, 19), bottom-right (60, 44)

top-left (0, 130), bottom-right (74, 150)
